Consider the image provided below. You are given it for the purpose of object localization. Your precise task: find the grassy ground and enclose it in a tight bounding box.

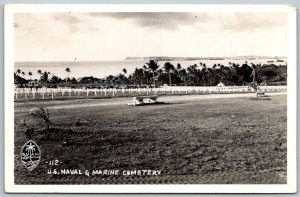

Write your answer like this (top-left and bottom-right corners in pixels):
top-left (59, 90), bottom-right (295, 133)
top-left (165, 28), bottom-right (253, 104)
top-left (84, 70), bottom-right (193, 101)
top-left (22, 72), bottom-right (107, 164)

top-left (14, 94), bottom-right (287, 184)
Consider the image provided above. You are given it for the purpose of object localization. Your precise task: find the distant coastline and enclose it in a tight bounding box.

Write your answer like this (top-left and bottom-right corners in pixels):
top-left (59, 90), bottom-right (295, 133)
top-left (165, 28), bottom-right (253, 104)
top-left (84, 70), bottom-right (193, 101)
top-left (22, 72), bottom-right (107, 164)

top-left (124, 56), bottom-right (287, 61)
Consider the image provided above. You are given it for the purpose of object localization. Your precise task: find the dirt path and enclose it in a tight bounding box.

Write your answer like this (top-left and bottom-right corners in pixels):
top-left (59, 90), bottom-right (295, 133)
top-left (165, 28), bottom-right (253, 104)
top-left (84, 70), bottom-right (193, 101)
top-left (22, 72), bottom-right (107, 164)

top-left (15, 92), bottom-right (286, 112)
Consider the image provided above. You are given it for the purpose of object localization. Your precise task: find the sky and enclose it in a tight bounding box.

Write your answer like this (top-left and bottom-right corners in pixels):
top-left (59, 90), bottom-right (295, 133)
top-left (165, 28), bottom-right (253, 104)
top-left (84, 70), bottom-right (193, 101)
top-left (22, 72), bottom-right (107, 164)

top-left (14, 12), bottom-right (287, 62)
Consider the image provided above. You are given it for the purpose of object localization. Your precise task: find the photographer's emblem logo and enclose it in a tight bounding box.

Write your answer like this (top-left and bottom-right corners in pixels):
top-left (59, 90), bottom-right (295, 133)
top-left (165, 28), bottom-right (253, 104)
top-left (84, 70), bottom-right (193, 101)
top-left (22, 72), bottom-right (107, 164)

top-left (20, 140), bottom-right (41, 171)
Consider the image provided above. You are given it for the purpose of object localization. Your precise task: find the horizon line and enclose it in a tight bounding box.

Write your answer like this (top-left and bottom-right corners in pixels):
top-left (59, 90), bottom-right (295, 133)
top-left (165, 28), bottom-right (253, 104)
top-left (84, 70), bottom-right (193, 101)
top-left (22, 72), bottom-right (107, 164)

top-left (15, 55), bottom-right (287, 63)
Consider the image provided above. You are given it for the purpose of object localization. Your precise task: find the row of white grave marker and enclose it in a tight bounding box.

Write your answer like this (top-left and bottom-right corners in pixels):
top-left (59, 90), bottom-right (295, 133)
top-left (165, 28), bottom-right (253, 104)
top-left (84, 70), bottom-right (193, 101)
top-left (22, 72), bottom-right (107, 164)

top-left (14, 86), bottom-right (287, 100)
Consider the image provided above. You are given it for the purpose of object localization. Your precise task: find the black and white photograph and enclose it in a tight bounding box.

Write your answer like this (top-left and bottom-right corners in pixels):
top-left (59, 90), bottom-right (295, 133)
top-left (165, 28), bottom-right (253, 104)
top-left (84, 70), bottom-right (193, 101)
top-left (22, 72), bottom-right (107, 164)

top-left (4, 4), bottom-right (297, 193)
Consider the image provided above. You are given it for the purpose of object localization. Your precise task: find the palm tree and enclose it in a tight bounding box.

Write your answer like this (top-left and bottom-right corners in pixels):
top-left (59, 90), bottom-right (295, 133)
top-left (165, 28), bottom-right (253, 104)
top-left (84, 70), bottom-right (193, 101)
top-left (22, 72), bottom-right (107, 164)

top-left (41, 71), bottom-right (49, 82)
top-left (146, 60), bottom-right (159, 86)
top-left (164, 62), bottom-right (175, 86)
top-left (178, 68), bottom-right (187, 85)
top-left (142, 65), bottom-right (148, 85)
top-left (122, 68), bottom-right (127, 75)
top-left (21, 71), bottom-right (26, 79)
top-left (201, 64), bottom-right (208, 85)
top-left (37, 70), bottom-right (42, 80)
top-left (28, 71), bottom-right (32, 80)
top-left (177, 63), bottom-right (182, 71)
top-left (16, 69), bottom-right (21, 76)
top-left (25, 142), bottom-right (36, 161)
top-left (250, 65), bottom-right (257, 84)
top-left (65, 67), bottom-right (71, 79)
top-left (132, 68), bottom-right (145, 85)
top-left (14, 69), bottom-right (21, 83)
top-left (37, 70), bottom-right (43, 82)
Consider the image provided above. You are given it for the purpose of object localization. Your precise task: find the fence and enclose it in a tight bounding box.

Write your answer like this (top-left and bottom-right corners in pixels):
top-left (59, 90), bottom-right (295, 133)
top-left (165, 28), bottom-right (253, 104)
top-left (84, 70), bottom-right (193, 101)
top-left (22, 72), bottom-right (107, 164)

top-left (14, 86), bottom-right (287, 101)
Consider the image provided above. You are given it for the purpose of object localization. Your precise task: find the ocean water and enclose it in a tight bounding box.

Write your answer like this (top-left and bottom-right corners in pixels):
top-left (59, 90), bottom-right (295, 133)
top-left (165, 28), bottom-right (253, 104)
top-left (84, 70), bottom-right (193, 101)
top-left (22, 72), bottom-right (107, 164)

top-left (14, 58), bottom-right (286, 80)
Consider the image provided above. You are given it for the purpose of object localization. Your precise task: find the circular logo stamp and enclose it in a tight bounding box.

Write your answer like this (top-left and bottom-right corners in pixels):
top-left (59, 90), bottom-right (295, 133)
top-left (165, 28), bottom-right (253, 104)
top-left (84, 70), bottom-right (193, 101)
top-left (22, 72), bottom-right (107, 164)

top-left (20, 140), bottom-right (41, 171)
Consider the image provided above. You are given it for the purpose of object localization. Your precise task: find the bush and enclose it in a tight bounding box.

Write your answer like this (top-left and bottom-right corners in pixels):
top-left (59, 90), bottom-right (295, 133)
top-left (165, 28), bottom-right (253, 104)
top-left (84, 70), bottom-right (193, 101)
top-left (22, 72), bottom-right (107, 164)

top-left (29, 107), bottom-right (51, 131)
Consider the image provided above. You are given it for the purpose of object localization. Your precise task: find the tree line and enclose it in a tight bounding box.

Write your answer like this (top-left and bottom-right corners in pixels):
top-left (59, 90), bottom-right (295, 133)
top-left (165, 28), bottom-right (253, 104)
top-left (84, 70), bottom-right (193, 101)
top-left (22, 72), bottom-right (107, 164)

top-left (14, 60), bottom-right (287, 87)
top-left (125, 60), bottom-right (286, 86)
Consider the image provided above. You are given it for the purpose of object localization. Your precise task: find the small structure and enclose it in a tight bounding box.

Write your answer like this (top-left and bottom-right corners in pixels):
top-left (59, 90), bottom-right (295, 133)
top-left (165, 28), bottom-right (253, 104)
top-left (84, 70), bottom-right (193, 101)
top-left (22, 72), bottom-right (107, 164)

top-left (216, 82), bottom-right (225, 87)
top-left (128, 95), bottom-right (162, 106)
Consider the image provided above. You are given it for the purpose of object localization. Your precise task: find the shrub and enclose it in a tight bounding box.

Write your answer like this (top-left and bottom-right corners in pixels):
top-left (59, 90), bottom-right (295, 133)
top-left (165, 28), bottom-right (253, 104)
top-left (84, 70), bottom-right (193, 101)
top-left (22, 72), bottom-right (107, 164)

top-left (29, 107), bottom-right (51, 131)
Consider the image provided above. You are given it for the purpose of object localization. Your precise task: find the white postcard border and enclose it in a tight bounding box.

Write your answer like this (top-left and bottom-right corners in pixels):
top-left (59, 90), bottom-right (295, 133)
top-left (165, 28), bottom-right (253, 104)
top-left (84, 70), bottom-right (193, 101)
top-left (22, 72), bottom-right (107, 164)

top-left (4, 4), bottom-right (297, 193)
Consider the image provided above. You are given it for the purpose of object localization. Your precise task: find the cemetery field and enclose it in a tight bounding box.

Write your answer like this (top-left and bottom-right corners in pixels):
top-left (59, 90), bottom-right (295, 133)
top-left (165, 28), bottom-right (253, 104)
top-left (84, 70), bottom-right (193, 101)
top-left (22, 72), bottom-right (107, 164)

top-left (14, 93), bottom-right (287, 184)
